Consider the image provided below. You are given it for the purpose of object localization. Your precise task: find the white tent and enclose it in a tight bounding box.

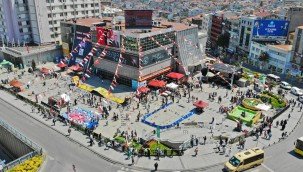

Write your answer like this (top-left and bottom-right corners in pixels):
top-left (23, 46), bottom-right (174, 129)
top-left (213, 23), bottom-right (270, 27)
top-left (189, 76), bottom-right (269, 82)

top-left (166, 83), bottom-right (179, 89)
top-left (61, 94), bottom-right (70, 102)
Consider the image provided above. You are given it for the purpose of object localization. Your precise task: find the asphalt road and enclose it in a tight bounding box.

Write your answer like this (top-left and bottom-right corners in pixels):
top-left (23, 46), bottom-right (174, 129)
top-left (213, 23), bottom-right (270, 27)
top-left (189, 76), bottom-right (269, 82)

top-left (0, 100), bottom-right (121, 172)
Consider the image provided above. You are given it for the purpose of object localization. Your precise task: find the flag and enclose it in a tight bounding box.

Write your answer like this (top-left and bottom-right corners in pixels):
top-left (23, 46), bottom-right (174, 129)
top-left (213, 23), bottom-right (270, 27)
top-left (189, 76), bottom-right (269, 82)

top-left (82, 76), bottom-right (86, 81)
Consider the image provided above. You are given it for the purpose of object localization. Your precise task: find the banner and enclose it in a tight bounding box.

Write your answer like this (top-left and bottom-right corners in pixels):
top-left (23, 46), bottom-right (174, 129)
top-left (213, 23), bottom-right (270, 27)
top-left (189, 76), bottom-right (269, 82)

top-left (96, 49), bottom-right (139, 67)
top-left (252, 20), bottom-right (290, 37)
top-left (125, 10), bottom-right (153, 29)
top-left (96, 27), bottom-right (106, 45)
top-left (62, 42), bottom-right (70, 56)
top-left (69, 25), bottom-right (92, 66)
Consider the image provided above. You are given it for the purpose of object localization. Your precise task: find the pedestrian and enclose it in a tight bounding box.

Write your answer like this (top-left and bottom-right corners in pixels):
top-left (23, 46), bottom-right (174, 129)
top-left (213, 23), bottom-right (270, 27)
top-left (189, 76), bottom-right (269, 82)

top-left (131, 156), bottom-right (134, 165)
top-left (194, 147), bottom-right (198, 156)
top-left (276, 120), bottom-right (279, 128)
top-left (154, 162), bottom-right (158, 171)
top-left (227, 147), bottom-right (232, 157)
top-left (203, 136), bottom-right (207, 145)
top-left (288, 113), bottom-right (291, 120)
top-left (68, 127), bottom-right (71, 136)
top-left (52, 118), bottom-right (56, 126)
top-left (72, 164), bottom-right (76, 172)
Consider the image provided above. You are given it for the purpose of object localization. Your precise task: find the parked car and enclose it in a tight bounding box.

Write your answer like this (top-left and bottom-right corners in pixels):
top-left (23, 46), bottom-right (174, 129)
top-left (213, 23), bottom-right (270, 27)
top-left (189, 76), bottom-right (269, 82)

top-left (291, 87), bottom-right (303, 96)
top-left (280, 81), bottom-right (291, 90)
top-left (298, 96), bottom-right (303, 103)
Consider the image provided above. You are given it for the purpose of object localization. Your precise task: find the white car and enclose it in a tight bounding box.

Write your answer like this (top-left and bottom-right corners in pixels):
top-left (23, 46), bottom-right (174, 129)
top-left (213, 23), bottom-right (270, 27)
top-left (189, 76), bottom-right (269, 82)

top-left (299, 96), bottom-right (303, 103)
top-left (291, 87), bottom-right (303, 96)
top-left (280, 81), bottom-right (291, 90)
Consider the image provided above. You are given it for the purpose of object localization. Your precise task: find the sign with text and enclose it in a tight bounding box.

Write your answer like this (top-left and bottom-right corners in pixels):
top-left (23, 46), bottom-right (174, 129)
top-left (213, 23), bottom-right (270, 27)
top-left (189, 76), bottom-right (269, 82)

top-left (125, 10), bottom-right (153, 29)
top-left (141, 49), bottom-right (171, 66)
top-left (252, 20), bottom-right (290, 37)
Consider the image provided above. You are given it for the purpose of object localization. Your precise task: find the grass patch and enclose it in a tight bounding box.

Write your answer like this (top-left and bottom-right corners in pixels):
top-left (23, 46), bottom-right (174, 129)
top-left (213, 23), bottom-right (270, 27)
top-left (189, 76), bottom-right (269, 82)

top-left (129, 141), bottom-right (143, 151)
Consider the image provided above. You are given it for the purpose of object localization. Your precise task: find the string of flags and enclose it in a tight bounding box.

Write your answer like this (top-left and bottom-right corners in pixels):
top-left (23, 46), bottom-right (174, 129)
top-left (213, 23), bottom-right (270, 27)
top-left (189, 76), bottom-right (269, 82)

top-left (107, 33), bottom-right (127, 95)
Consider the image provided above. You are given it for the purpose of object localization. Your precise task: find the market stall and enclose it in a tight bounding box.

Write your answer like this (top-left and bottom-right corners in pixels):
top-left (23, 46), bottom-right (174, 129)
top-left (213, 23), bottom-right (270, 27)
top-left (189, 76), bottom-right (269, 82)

top-left (148, 80), bottom-right (167, 88)
top-left (166, 72), bottom-right (186, 84)
top-left (136, 86), bottom-right (150, 98)
top-left (193, 100), bottom-right (209, 113)
top-left (48, 94), bottom-right (70, 109)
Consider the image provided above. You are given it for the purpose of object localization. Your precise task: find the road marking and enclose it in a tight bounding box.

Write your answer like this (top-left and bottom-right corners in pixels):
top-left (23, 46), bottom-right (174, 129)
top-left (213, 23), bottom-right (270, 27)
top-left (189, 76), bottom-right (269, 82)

top-left (261, 163), bottom-right (274, 172)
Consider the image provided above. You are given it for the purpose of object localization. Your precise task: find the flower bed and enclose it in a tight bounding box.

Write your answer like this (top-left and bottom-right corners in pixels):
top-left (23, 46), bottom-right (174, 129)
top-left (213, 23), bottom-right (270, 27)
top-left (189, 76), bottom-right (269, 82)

top-left (8, 155), bottom-right (44, 172)
top-left (261, 92), bottom-right (286, 109)
top-left (145, 140), bottom-right (178, 156)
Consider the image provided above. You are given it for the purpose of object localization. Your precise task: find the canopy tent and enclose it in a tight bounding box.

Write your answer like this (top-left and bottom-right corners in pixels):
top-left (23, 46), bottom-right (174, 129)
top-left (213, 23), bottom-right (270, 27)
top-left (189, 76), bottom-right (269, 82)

top-left (166, 72), bottom-right (185, 80)
top-left (60, 94), bottom-right (71, 102)
top-left (0, 60), bottom-right (13, 68)
top-left (69, 65), bottom-right (83, 72)
top-left (57, 63), bottom-right (67, 68)
top-left (40, 67), bottom-right (49, 74)
top-left (9, 80), bottom-right (24, 87)
top-left (148, 80), bottom-right (167, 88)
top-left (166, 83), bottom-right (179, 89)
top-left (193, 100), bottom-right (209, 109)
top-left (138, 86), bottom-right (150, 93)
top-left (209, 63), bottom-right (234, 74)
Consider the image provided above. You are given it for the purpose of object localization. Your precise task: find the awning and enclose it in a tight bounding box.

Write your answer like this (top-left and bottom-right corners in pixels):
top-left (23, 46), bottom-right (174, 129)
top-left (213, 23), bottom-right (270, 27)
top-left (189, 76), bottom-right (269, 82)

top-left (138, 86), bottom-right (150, 93)
top-left (57, 63), bottom-right (67, 68)
top-left (209, 63), bottom-right (233, 74)
top-left (166, 72), bottom-right (185, 80)
top-left (166, 83), bottom-right (179, 89)
top-left (40, 67), bottom-right (49, 74)
top-left (9, 80), bottom-right (24, 87)
top-left (193, 100), bottom-right (209, 109)
top-left (148, 80), bottom-right (167, 88)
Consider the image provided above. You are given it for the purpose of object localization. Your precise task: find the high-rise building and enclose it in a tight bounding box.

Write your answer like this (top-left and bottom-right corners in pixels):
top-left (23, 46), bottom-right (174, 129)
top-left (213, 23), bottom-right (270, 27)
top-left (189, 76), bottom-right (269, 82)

top-left (0, 0), bottom-right (101, 45)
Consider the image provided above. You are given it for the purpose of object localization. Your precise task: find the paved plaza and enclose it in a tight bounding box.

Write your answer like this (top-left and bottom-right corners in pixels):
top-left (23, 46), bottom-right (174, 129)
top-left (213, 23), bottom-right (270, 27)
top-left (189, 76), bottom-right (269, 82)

top-left (1, 63), bottom-right (303, 171)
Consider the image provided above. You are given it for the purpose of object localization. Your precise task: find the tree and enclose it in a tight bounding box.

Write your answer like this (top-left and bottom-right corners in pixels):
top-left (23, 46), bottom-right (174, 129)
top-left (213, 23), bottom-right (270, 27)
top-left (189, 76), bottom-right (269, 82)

top-left (217, 32), bottom-right (230, 49)
top-left (258, 52), bottom-right (269, 70)
top-left (31, 59), bottom-right (36, 71)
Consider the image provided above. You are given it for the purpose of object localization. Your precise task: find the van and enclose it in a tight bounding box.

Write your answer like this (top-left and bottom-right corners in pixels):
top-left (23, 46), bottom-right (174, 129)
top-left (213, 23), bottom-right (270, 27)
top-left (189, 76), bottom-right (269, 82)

top-left (267, 74), bottom-right (281, 82)
top-left (280, 81), bottom-right (291, 90)
top-left (291, 87), bottom-right (303, 96)
top-left (224, 147), bottom-right (264, 172)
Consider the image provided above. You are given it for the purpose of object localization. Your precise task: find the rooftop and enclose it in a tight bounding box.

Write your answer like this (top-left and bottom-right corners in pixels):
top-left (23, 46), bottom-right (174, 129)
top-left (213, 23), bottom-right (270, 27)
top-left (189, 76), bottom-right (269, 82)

top-left (269, 44), bottom-right (292, 52)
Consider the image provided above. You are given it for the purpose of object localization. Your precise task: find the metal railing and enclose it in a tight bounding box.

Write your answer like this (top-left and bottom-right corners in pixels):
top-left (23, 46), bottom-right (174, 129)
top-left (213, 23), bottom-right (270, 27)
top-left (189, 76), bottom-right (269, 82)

top-left (0, 118), bottom-right (42, 172)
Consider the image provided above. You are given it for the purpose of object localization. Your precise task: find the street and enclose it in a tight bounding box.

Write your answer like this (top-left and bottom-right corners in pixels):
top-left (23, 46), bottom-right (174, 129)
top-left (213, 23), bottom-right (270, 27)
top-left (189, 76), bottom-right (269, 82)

top-left (0, 99), bottom-right (121, 172)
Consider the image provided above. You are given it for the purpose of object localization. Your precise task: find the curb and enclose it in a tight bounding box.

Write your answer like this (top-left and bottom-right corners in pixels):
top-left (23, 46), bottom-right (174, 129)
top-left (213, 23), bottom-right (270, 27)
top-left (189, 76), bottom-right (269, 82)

top-left (0, 92), bottom-right (224, 172)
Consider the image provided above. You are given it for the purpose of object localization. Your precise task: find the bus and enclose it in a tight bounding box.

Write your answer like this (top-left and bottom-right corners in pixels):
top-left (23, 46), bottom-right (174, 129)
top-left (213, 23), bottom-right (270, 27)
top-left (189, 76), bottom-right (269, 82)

top-left (224, 147), bottom-right (264, 172)
top-left (267, 74), bottom-right (281, 82)
top-left (295, 137), bottom-right (303, 156)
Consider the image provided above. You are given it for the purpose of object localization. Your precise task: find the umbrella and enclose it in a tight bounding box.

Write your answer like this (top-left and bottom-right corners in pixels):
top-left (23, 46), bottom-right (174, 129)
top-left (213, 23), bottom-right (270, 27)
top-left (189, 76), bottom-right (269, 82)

top-left (9, 80), bottom-right (24, 87)
top-left (40, 67), bottom-right (49, 74)
top-left (193, 100), bottom-right (209, 109)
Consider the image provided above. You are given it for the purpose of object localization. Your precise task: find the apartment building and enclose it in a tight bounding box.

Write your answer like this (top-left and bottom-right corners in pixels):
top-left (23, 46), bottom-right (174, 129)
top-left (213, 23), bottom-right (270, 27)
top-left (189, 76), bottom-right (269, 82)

top-left (292, 26), bottom-right (303, 73)
top-left (0, 0), bottom-right (101, 45)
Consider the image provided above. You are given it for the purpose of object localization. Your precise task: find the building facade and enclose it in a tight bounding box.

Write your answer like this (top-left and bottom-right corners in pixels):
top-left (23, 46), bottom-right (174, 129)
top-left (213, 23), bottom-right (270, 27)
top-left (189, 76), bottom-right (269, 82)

top-left (208, 14), bottom-right (223, 49)
top-left (61, 19), bottom-right (203, 86)
top-left (0, 0), bottom-right (101, 45)
top-left (292, 26), bottom-right (303, 74)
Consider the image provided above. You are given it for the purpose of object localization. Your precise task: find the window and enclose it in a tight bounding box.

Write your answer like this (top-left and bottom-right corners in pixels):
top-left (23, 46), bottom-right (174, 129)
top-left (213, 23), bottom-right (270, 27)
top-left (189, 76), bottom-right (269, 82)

top-left (19, 28), bottom-right (23, 33)
top-left (48, 14), bottom-right (52, 18)
top-left (243, 154), bottom-right (264, 165)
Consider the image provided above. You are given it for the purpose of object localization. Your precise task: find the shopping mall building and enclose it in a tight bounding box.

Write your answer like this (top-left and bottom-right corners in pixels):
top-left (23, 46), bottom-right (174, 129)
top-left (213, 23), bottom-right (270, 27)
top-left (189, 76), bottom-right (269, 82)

top-left (60, 17), bottom-right (203, 86)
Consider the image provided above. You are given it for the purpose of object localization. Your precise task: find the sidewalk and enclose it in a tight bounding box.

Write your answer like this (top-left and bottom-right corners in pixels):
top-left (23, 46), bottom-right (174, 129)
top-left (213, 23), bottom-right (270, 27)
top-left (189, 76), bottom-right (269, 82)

top-left (1, 89), bottom-right (302, 171)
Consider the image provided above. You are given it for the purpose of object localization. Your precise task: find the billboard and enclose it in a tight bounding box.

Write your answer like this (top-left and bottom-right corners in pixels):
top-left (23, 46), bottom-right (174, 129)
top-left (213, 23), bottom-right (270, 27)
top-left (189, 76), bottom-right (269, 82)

top-left (141, 49), bottom-right (170, 66)
top-left (62, 42), bottom-right (69, 56)
top-left (252, 20), bottom-right (290, 37)
top-left (96, 28), bottom-right (120, 48)
top-left (124, 10), bottom-right (153, 29)
top-left (69, 25), bottom-right (92, 66)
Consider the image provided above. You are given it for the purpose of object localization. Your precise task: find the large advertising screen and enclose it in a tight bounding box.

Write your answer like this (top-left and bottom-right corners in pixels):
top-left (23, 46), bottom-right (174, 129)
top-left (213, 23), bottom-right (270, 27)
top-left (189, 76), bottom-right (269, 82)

top-left (141, 50), bottom-right (170, 66)
top-left (252, 20), bottom-right (290, 37)
top-left (124, 10), bottom-right (153, 29)
top-left (69, 25), bottom-right (92, 66)
top-left (96, 27), bottom-right (121, 48)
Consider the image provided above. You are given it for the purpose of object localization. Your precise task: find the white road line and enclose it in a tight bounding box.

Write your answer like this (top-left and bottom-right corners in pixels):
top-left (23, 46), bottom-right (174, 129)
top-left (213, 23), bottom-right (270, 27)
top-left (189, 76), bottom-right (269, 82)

top-left (261, 163), bottom-right (275, 172)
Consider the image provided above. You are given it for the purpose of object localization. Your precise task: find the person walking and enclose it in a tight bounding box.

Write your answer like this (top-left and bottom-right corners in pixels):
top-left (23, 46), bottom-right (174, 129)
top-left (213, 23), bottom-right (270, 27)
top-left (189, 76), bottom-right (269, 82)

top-left (194, 147), bottom-right (198, 156)
top-left (52, 118), bottom-right (56, 126)
top-left (154, 162), bottom-right (158, 171)
top-left (203, 136), bottom-right (207, 145)
top-left (68, 127), bottom-right (71, 136)
top-left (131, 156), bottom-right (135, 165)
